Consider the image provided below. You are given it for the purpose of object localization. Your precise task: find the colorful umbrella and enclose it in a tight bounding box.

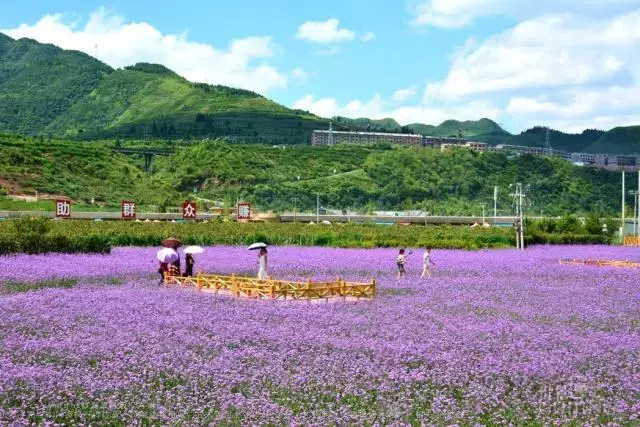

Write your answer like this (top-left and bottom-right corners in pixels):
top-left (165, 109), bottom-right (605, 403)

top-left (156, 248), bottom-right (178, 263)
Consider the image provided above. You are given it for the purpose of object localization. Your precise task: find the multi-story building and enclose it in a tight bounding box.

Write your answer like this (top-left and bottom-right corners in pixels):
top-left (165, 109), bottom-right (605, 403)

top-left (570, 153), bottom-right (597, 164)
top-left (312, 130), bottom-right (423, 146)
top-left (311, 129), bottom-right (640, 170)
top-left (311, 130), bottom-right (461, 147)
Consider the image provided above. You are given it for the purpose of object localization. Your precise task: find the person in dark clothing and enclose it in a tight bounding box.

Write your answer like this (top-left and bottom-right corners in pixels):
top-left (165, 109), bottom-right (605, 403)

top-left (184, 254), bottom-right (195, 277)
top-left (158, 262), bottom-right (169, 284)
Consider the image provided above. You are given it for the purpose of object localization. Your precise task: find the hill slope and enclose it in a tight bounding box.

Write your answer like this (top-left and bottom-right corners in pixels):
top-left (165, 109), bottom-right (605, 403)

top-left (2, 134), bottom-right (633, 216)
top-left (0, 33), bottom-right (326, 143)
top-left (1, 32), bottom-right (639, 151)
top-left (585, 126), bottom-right (640, 154)
top-left (0, 36), bottom-right (111, 134)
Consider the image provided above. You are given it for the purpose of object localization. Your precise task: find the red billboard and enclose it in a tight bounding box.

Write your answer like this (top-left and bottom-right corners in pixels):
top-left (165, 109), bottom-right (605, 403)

top-left (55, 200), bottom-right (71, 218)
top-left (121, 201), bottom-right (136, 219)
top-left (182, 201), bottom-right (197, 219)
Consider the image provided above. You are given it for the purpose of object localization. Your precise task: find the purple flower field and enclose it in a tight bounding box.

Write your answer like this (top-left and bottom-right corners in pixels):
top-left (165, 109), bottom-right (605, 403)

top-left (0, 246), bottom-right (639, 425)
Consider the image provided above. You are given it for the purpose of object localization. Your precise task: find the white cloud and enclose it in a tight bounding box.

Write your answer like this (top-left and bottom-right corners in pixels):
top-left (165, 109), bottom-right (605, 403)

top-left (294, 94), bottom-right (501, 125)
top-left (314, 46), bottom-right (341, 56)
top-left (291, 67), bottom-right (316, 82)
top-left (294, 95), bottom-right (339, 118)
top-left (296, 19), bottom-right (355, 44)
top-left (506, 86), bottom-right (640, 131)
top-left (392, 86), bottom-right (418, 102)
top-left (2, 7), bottom-right (287, 94)
top-left (411, 0), bottom-right (640, 29)
top-left (425, 11), bottom-right (640, 101)
top-left (360, 32), bottom-right (376, 42)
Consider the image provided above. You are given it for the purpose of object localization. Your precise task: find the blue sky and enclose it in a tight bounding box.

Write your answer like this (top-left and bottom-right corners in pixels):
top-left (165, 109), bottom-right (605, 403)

top-left (2, 1), bottom-right (640, 133)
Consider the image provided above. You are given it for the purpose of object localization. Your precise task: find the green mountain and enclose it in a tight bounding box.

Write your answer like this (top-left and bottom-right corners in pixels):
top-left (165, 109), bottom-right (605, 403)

top-left (0, 33), bottom-right (326, 144)
top-left (0, 36), bottom-right (111, 134)
top-left (1, 134), bottom-right (635, 216)
top-left (585, 126), bottom-right (640, 154)
top-left (502, 127), bottom-right (606, 153)
top-left (1, 33), bottom-right (639, 153)
top-left (331, 116), bottom-right (507, 140)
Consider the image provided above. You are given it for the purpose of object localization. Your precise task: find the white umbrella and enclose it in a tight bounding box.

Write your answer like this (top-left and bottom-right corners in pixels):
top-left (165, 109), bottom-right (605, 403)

top-left (156, 248), bottom-right (178, 263)
top-left (184, 245), bottom-right (205, 255)
top-left (248, 242), bottom-right (268, 251)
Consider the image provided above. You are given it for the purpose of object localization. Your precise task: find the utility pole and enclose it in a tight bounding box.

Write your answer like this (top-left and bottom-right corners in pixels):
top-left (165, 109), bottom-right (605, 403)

top-left (316, 194), bottom-right (320, 223)
top-left (621, 170), bottom-right (626, 244)
top-left (545, 127), bottom-right (551, 156)
top-left (481, 203), bottom-right (486, 225)
top-left (292, 197), bottom-right (298, 224)
top-left (633, 190), bottom-right (638, 238)
top-left (511, 183), bottom-right (527, 250)
top-left (493, 186), bottom-right (498, 218)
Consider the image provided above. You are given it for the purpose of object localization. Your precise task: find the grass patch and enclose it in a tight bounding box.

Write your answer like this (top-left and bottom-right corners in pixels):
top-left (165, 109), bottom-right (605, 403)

top-left (2, 278), bottom-right (78, 294)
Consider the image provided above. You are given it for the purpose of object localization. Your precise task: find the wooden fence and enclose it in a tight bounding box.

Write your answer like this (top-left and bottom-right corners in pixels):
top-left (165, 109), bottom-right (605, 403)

top-left (559, 258), bottom-right (640, 269)
top-left (164, 272), bottom-right (376, 300)
top-left (624, 236), bottom-right (640, 246)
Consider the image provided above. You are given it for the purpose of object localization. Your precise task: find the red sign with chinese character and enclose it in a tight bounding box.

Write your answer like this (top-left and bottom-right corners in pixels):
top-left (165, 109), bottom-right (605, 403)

top-left (237, 203), bottom-right (251, 220)
top-left (121, 201), bottom-right (136, 219)
top-left (55, 200), bottom-right (71, 218)
top-left (182, 201), bottom-right (197, 219)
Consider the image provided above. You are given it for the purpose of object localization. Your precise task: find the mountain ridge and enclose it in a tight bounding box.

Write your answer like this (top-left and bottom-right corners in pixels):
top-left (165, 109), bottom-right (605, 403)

top-left (1, 32), bottom-right (639, 153)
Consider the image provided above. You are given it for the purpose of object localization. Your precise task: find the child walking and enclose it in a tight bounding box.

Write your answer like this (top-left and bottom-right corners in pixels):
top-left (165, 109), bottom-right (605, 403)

top-left (396, 249), bottom-right (408, 280)
top-left (421, 248), bottom-right (436, 278)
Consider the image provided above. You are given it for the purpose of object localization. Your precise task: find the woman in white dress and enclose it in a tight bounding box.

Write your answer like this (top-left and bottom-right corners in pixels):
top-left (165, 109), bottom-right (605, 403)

top-left (257, 248), bottom-right (268, 280)
top-left (421, 248), bottom-right (435, 278)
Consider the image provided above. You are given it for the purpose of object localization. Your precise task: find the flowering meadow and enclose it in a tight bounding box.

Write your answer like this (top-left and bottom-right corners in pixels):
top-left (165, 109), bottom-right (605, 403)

top-left (0, 245), bottom-right (639, 425)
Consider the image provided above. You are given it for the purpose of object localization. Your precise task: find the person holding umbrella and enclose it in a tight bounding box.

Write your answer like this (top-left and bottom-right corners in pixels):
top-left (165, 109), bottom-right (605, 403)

top-left (157, 247), bottom-right (179, 284)
top-left (248, 243), bottom-right (268, 280)
top-left (183, 246), bottom-right (204, 277)
top-left (162, 237), bottom-right (183, 276)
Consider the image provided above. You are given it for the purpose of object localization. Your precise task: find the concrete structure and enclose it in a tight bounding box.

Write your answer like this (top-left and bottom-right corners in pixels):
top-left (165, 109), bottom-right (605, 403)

top-left (311, 127), bottom-right (639, 171)
top-left (311, 130), bottom-right (460, 147)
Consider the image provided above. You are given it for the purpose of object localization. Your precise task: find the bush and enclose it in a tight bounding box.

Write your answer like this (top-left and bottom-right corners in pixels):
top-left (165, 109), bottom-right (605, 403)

top-left (584, 212), bottom-right (603, 235)
top-left (526, 232), bottom-right (610, 245)
top-left (557, 215), bottom-right (583, 234)
top-left (12, 217), bottom-right (51, 235)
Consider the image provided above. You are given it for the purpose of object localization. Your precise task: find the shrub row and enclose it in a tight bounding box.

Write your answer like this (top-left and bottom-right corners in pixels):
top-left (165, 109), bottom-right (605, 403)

top-left (0, 220), bottom-right (611, 255)
top-left (0, 233), bottom-right (111, 255)
top-left (0, 221), bottom-right (517, 254)
top-left (526, 232), bottom-right (611, 245)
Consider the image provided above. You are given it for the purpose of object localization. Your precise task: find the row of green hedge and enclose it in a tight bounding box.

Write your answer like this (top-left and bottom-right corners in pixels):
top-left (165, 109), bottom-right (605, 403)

top-left (0, 218), bottom-right (613, 255)
top-left (0, 233), bottom-right (111, 255)
top-left (525, 232), bottom-right (611, 245)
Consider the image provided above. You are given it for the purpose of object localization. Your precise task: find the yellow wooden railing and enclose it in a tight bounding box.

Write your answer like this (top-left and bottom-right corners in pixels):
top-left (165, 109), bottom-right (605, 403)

top-left (559, 258), bottom-right (640, 268)
top-left (624, 236), bottom-right (640, 246)
top-left (164, 272), bottom-right (376, 300)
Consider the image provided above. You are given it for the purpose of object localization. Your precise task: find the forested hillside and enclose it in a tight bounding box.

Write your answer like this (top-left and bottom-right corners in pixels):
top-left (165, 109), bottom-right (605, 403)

top-left (0, 34), bottom-right (326, 144)
top-left (1, 134), bottom-right (633, 216)
top-left (1, 33), bottom-right (639, 152)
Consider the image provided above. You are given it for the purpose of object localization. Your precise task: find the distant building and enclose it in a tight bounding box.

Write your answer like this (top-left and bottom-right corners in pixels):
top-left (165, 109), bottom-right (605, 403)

top-left (311, 129), bottom-right (640, 171)
top-left (571, 153), bottom-right (597, 164)
top-left (441, 141), bottom-right (488, 152)
top-left (311, 130), bottom-right (460, 146)
top-left (464, 142), bottom-right (488, 152)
